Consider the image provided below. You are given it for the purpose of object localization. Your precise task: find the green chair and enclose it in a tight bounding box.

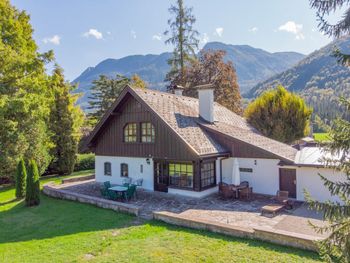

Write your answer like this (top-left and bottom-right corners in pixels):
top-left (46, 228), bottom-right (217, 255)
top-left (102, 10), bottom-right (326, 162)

top-left (125, 185), bottom-right (136, 201)
top-left (100, 188), bottom-right (109, 198)
top-left (104, 181), bottom-right (111, 189)
top-left (123, 183), bottom-right (130, 187)
top-left (107, 190), bottom-right (118, 200)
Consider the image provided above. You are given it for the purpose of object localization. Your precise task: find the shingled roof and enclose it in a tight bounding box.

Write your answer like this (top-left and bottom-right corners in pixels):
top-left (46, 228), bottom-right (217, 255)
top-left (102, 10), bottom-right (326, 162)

top-left (87, 86), bottom-right (298, 162)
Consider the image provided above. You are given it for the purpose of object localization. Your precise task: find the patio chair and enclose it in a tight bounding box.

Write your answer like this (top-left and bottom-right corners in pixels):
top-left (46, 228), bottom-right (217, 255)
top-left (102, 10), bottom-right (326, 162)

top-left (133, 178), bottom-right (143, 187)
top-left (219, 182), bottom-right (234, 199)
top-left (239, 187), bottom-right (253, 200)
top-left (122, 177), bottom-right (132, 185)
top-left (104, 181), bottom-right (111, 189)
top-left (100, 187), bottom-right (109, 198)
top-left (107, 190), bottom-right (118, 200)
top-left (239, 181), bottom-right (249, 188)
top-left (125, 185), bottom-right (136, 201)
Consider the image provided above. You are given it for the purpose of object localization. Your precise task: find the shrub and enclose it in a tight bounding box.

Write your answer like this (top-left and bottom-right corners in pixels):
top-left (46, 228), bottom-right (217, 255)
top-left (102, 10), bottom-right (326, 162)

top-left (15, 158), bottom-right (27, 199)
top-left (25, 160), bottom-right (40, 206)
top-left (74, 153), bottom-right (95, 171)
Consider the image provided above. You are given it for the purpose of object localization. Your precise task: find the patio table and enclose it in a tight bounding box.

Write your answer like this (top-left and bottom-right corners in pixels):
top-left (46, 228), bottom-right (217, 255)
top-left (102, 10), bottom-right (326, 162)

top-left (232, 185), bottom-right (247, 199)
top-left (108, 186), bottom-right (128, 201)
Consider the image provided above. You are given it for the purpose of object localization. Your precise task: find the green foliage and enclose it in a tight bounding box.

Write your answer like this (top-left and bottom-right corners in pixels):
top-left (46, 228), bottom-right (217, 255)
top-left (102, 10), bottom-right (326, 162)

top-left (74, 153), bottom-right (95, 171)
top-left (164, 0), bottom-right (199, 84)
top-left (87, 74), bottom-right (135, 125)
top-left (313, 133), bottom-right (330, 142)
top-left (306, 98), bottom-right (350, 262)
top-left (177, 50), bottom-right (242, 114)
top-left (310, 0), bottom-right (350, 66)
top-left (15, 158), bottom-right (26, 199)
top-left (25, 160), bottom-right (40, 206)
top-left (245, 86), bottom-right (312, 143)
top-left (0, 0), bottom-right (54, 179)
top-left (49, 66), bottom-right (83, 175)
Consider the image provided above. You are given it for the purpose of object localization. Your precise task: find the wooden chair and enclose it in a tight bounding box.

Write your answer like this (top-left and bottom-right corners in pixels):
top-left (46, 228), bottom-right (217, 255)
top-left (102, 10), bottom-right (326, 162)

top-left (219, 183), bottom-right (234, 199)
top-left (239, 187), bottom-right (253, 200)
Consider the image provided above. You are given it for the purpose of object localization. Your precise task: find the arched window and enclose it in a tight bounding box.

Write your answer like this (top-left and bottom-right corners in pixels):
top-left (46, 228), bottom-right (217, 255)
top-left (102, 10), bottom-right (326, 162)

top-left (121, 163), bottom-right (128, 177)
top-left (141, 122), bottom-right (155, 143)
top-left (104, 162), bottom-right (111, 176)
top-left (124, 123), bottom-right (137, 142)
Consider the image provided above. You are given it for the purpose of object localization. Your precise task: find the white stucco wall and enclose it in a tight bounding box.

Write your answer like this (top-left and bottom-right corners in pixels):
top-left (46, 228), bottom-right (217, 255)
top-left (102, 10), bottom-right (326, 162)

top-left (238, 158), bottom-right (281, 196)
top-left (296, 167), bottom-right (345, 202)
top-left (95, 155), bottom-right (154, 191)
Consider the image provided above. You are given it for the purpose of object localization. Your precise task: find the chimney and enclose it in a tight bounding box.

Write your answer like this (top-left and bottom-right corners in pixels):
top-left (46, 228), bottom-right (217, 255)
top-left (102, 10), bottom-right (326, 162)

top-left (195, 84), bottom-right (214, 123)
top-left (173, 85), bottom-right (185, 96)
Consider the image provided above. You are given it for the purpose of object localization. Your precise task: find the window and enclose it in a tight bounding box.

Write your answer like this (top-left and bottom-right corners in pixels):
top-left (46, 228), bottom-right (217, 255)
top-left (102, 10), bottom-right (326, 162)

top-left (121, 163), bottom-right (128, 177)
top-left (104, 162), bottom-right (111, 176)
top-left (201, 162), bottom-right (215, 188)
top-left (169, 163), bottom-right (193, 188)
top-left (141, 122), bottom-right (155, 143)
top-left (124, 123), bottom-right (137, 142)
top-left (239, 168), bottom-right (253, 173)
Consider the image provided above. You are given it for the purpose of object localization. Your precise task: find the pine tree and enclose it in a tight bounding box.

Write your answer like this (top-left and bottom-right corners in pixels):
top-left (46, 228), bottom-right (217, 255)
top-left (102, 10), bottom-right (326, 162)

top-left (15, 158), bottom-right (26, 199)
top-left (164, 0), bottom-right (199, 85)
top-left (310, 0), bottom-right (350, 66)
top-left (87, 74), bottom-right (130, 125)
top-left (25, 160), bottom-right (40, 206)
top-left (49, 66), bottom-right (82, 175)
top-left (244, 86), bottom-right (312, 143)
top-left (306, 98), bottom-right (350, 262)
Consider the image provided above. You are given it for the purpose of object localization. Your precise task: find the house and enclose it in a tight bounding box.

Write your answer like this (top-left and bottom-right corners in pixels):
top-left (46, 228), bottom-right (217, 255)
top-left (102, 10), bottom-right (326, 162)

top-left (86, 84), bottom-right (345, 202)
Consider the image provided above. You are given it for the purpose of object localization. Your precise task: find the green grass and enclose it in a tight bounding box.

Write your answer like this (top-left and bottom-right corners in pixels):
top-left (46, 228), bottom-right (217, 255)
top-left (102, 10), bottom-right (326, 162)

top-left (0, 170), bottom-right (322, 263)
top-left (313, 133), bottom-right (330, 142)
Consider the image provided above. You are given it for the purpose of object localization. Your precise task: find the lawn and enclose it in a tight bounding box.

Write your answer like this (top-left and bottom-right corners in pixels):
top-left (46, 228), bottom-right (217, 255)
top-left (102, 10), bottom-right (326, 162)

top-left (0, 170), bottom-right (322, 263)
top-left (313, 133), bottom-right (330, 142)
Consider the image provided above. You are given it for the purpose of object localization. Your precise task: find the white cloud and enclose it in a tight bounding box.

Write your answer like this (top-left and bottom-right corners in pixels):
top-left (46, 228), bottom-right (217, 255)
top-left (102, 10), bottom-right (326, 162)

top-left (130, 30), bottom-right (137, 39)
top-left (83, 29), bottom-right (103, 40)
top-left (214, 27), bottom-right (224, 37)
top-left (152, 33), bottom-right (162, 41)
top-left (278, 21), bottom-right (304, 40)
top-left (43, 35), bottom-right (60, 45)
top-left (201, 33), bottom-right (210, 44)
top-left (249, 27), bottom-right (258, 33)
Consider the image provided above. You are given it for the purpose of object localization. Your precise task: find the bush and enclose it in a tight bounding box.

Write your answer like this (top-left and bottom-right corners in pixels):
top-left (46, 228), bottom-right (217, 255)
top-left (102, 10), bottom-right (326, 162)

top-left (25, 160), bottom-right (40, 206)
top-left (74, 153), bottom-right (95, 171)
top-left (15, 159), bottom-right (27, 199)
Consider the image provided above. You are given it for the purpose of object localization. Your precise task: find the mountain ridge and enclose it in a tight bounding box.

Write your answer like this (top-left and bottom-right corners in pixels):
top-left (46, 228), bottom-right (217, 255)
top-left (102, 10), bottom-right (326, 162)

top-left (72, 42), bottom-right (305, 108)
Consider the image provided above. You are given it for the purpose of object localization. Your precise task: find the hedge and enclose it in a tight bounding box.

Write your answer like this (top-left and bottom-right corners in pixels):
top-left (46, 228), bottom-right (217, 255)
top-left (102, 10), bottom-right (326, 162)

top-left (74, 153), bottom-right (95, 171)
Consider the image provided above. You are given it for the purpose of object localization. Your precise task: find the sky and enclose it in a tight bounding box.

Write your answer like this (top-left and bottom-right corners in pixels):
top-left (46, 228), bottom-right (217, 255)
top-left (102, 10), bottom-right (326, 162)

top-left (11, 0), bottom-right (342, 81)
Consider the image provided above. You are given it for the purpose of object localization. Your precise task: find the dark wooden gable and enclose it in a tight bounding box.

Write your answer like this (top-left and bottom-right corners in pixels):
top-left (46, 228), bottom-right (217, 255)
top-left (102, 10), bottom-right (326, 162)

top-left (93, 94), bottom-right (198, 161)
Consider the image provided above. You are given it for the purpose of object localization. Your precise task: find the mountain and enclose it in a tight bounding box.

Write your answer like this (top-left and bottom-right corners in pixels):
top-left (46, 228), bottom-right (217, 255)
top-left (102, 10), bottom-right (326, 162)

top-left (203, 42), bottom-right (305, 92)
top-left (72, 42), bottom-right (305, 108)
top-left (246, 37), bottom-right (350, 124)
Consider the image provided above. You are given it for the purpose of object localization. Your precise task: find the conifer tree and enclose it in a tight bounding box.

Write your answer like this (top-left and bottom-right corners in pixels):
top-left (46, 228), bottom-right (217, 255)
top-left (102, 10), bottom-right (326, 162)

top-left (49, 66), bottom-right (82, 175)
top-left (306, 98), bottom-right (350, 262)
top-left (15, 158), bottom-right (26, 199)
top-left (244, 86), bottom-right (312, 143)
top-left (310, 0), bottom-right (350, 66)
top-left (25, 160), bottom-right (40, 206)
top-left (164, 0), bottom-right (199, 85)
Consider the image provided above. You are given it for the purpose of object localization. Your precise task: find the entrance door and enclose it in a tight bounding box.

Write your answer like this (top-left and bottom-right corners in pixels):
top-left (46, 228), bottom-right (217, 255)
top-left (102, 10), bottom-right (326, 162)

top-left (154, 162), bottom-right (168, 192)
top-left (279, 168), bottom-right (296, 198)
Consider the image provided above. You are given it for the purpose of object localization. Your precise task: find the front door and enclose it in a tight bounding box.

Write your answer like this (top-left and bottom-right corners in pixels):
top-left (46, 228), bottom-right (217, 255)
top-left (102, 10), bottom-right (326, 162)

top-left (154, 162), bottom-right (168, 192)
top-left (279, 168), bottom-right (296, 198)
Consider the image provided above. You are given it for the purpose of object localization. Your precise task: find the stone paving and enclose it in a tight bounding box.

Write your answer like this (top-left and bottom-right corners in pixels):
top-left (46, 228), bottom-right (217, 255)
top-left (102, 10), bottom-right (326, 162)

top-left (59, 180), bottom-right (327, 238)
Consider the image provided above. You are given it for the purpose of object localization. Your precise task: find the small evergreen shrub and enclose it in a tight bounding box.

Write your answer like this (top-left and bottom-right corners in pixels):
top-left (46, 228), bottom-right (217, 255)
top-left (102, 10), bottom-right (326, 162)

top-left (74, 154), bottom-right (95, 171)
top-left (25, 160), bottom-right (40, 206)
top-left (15, 158), bottom-right (27, 199)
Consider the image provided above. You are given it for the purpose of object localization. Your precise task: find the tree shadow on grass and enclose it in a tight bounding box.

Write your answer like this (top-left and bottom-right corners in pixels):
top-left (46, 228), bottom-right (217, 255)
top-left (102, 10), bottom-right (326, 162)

top-left (0, 198), bottom-right (20, 206)
top-left (0, 194), bottom-right (138, 244)
top-left (145, 220), bottom-right (322, 262)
